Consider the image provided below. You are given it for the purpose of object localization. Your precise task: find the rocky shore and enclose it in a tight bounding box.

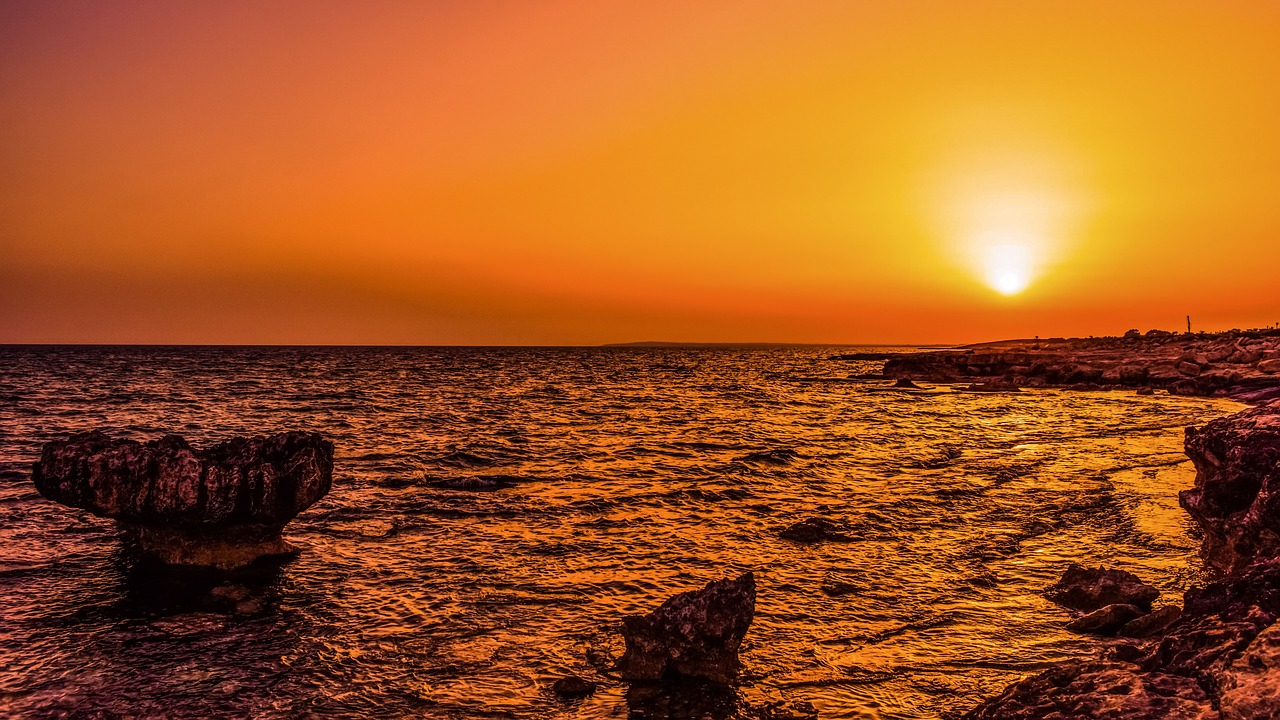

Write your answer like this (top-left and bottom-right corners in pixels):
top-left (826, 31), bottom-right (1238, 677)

top-left (931, 331), bottom-right (1280, 719)
top-left (880, 329), bottom-right (1280, 404)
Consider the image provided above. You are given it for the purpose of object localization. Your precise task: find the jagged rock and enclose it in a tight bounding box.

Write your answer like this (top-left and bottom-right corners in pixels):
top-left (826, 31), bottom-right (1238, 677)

top-left (1119, 605), bottom-right (1183, 638)
top-left (779, 517), bottom-right (853, 543)
top-left (616, 572), bottom-right (755, 684)
top-left (32, 430), bottom-right (333, 569)
top-left (1260, 359), bottom-right (1280, 374)
top-left (1218, 622), bottom-right (1280, 718)
top-left (1046, 564), bottom-right (1160, 612)
top-left (1067, 603), bottom-right (1148, 636)
top-left (1181, 403), bottom-right (1280, 575)
top-left (962, 660), bottom-right (1216, 719)
top-left (551, 674), bottom-right (597, 698)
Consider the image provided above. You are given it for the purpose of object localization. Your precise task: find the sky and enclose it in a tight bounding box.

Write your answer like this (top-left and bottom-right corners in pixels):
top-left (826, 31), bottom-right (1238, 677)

top-left (3, 0), bottom-right (1279, 345)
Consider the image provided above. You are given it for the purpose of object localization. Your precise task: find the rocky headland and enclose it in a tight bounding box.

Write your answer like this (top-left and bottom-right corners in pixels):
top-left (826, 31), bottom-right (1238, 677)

top-left (33, 431), bottom-right (333, 569)
top-left (880, 329), bottom-right (1280, 404)
top-left (939, 331), bottom-right (1280, 718)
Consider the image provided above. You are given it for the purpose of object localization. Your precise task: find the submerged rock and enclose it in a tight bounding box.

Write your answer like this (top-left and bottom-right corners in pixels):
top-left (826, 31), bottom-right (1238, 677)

top-left (779, 517), bottom-right (853, 543)
top-left (616, 572), bottom-right (755, 684)
top-left (32, 430), bottom-right (333, 569)
top-left (551, 674), bottom-right (597, 698)
top-left (1046, 564), bottom-right (1159, 612)
top-left (1181, 401), bottom-right (1280, 575)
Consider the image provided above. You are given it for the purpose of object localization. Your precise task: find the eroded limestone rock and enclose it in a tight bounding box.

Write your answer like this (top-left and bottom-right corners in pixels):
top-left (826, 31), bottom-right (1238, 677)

top-left (1181, 402), bottom-right (1280, 575)
top-left (617, 572), bottom-right (755, 684)
top-left (33, 430), bottom-right (333, 569)
top-left (1046, 564), bottom-right (1160, 613)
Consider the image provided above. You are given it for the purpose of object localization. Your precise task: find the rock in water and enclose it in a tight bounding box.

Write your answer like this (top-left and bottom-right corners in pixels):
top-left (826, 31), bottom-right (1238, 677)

top-left (1065, 604), bottom-right (1147, 636)
top-left (33, 431), bottom-right (333, 569)
top-left (1181, 402), bottom-right (1280, 575)
top-left (616, 572), bottom-right (755, 684)
top-left (551, 674), bottom-right (597, 698)
top-left (1046, 564), bottom-right (1159, 612)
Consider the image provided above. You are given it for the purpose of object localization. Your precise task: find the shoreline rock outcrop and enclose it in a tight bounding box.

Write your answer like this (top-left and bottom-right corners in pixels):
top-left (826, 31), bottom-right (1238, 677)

top-left (1182, 402), bottom-right (1280, 575)
top-left (617, 572), bottom-right (756, 685)
top-left (875, 329), bottom-right (1280, 400)
top-left (33, 431), bottom-right (334, 569)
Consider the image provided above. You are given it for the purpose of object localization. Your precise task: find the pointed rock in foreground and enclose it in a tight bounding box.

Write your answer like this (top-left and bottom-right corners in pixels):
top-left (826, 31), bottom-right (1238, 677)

top-left (617, 572), bottom-right (756, 685)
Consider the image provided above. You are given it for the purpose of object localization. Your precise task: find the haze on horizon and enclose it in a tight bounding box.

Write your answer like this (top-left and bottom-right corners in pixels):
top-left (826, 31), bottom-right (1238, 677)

top-left (3, 1), bottom-right (1279, 346)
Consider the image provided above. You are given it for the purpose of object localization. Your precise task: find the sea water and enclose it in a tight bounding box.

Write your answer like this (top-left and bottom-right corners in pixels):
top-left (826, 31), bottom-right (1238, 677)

top-left (0, 346), bottom-right (1243, 719)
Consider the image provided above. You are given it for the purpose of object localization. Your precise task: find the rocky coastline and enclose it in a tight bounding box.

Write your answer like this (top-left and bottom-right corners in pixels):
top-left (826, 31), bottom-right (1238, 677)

top-left (875, 331), bottom-right (1280, 718)
top-left (880, 329), bottom-right (1280, 404)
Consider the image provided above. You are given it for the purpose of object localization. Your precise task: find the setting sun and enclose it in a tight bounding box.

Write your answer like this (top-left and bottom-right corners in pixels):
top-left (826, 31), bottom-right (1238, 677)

top-left (981, 239), bottom-right (1035, 295)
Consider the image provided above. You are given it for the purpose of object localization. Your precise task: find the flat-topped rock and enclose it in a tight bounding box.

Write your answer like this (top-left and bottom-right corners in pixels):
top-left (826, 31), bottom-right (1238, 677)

top-left (33, 431), bottom-right (333, 569)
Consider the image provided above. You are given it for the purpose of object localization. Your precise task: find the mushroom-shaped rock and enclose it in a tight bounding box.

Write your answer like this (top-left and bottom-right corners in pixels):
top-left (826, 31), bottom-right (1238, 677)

top-left (616, 572), bottom-right (755, 685)
top-left (1046, 564), bottom-right (1159, 613)
top-left (33, 430), bottom-right (333, 569)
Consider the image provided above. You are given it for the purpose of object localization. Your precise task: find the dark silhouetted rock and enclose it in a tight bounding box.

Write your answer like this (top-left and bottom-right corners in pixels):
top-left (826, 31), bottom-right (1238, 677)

top-left (1066, 603), bottom-right (1147, 636)
top-left (1181, 402), bottom-right (1280, 575)
top-left (551, 674), bottom-right (597, 698)
top-left (893, 378), bottom-right (922, 389)
top-left (1119, 605), bottom-right (1182, 638)
top-left (617, 572), bottom-right (755, 684)
top-left (780, 517), bottom-right (852, 543)
top-left (821, 581), bottom-right (858, 597)
top-left (33, 430), bottom-right (333, 569)
top-left (1046, 564), bottom-right (1160, 612)
top-left (760, 700), bottom-right (820, 720)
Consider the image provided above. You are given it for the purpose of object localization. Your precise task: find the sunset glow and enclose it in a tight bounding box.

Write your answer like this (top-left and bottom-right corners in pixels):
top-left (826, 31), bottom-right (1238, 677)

top-left (3, 1), bottom-right (1280, 343)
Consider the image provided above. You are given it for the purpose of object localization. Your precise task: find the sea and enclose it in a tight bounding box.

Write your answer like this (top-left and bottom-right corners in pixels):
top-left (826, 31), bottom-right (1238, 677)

top-left (0, 345), bottom-right (1244, 719)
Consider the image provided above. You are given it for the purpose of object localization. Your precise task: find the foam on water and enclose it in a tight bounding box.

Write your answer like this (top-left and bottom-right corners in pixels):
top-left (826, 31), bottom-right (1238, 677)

top-left (0, 346), bottom-right (1243, 718)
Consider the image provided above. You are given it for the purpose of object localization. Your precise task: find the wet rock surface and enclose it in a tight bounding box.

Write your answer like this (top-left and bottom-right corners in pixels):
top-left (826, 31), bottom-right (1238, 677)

top-left (32, 430), bottom-right (333, 569)
top-left (966, 402), bottom-right (1280, 719)
top-left (1181, 400), bottom-right (1280, 575)
top-left (551, 674), bottom-right (597, 698)
top-left (1047, 564), bottom-right (1160, 612)
top-left (1066, 603), bottom-right (1148, 636)
top-left (617, 572), bottom-right (756, 684)
top-left (879, 330), bottom-right (1280, 399)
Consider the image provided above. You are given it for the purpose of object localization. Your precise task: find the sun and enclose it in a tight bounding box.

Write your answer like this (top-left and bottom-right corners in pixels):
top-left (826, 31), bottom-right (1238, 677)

top-left (982, 239), bottom-right (1035, 295)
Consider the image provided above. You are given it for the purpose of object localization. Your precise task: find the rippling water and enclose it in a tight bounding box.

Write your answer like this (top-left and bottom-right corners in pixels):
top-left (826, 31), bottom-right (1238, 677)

top-left (0, 346), bottom-right (1244, 719)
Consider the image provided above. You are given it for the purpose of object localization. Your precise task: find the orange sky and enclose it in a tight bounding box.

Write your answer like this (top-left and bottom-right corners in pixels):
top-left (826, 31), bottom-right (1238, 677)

top-left (3, 0), bottom-right (1279, 344)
